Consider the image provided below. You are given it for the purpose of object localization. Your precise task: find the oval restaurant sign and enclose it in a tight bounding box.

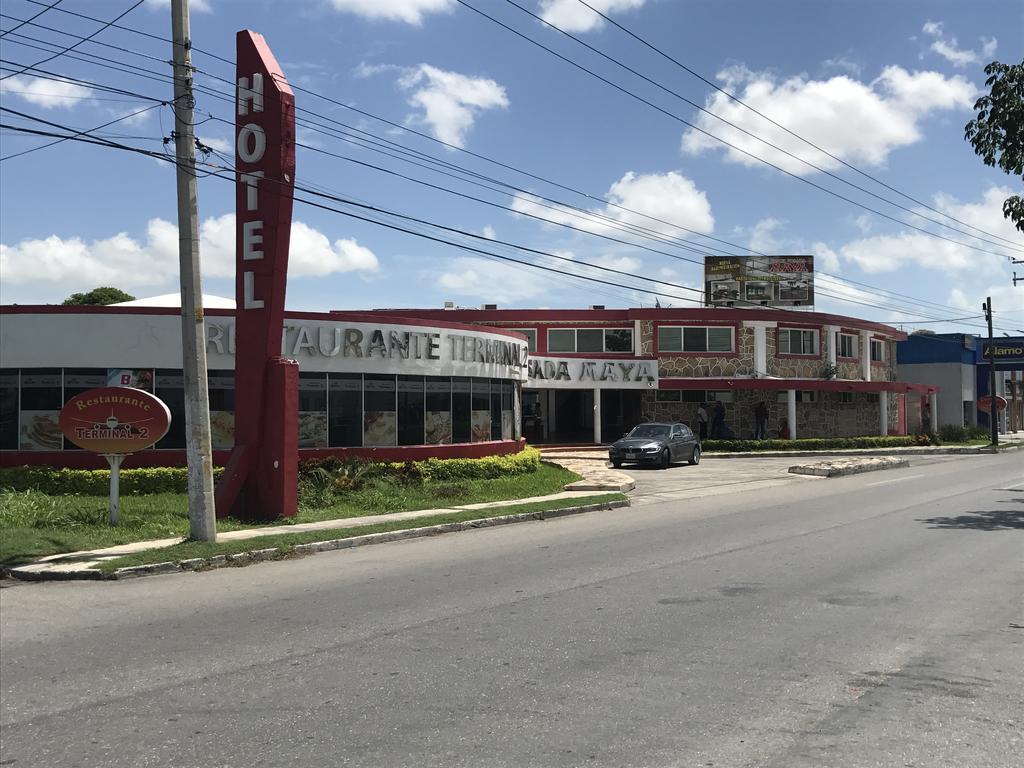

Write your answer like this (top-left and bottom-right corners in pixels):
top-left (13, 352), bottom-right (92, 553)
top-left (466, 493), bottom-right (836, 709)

top-left (59, 387), bottom-right (171, 454)
top-left (977, 394), bottom-right (1008, 414)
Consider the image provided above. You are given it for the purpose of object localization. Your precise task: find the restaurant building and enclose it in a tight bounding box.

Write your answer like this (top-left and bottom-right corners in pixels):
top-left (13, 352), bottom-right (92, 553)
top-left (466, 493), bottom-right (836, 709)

top-left (0, 300), bottom-right (937, 468)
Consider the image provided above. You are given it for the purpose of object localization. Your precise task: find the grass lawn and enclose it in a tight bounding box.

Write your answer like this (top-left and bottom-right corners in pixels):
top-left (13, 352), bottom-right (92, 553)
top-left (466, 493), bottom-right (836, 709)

top-left (0, 462), bottom-right (580, 568)
top-left (93, 493), bottom-right (627, 574)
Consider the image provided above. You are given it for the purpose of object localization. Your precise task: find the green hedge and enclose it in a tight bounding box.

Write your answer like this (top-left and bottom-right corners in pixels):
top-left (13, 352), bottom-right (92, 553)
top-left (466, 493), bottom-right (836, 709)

top-left (701, 435), bottom-right (934, 452)
top-left (0, 466), bottom-right (225, 495)
top-left (299, 446), bottom-right (543, 484)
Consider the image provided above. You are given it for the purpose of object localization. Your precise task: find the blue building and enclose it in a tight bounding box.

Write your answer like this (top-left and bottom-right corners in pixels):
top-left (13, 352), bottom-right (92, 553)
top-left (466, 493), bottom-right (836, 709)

top-left (897, 333), bottom-right (1023, 433)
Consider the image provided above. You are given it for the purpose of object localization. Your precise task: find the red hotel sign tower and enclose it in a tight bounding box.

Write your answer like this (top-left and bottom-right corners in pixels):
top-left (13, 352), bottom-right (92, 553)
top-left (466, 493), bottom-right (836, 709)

top-left (215, 31), bottom-right (298, 520)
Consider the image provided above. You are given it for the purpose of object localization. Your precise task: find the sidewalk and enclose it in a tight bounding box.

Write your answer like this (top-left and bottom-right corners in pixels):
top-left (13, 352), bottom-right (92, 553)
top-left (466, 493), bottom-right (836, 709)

top-left (9, 459), bottom-right (634, 581)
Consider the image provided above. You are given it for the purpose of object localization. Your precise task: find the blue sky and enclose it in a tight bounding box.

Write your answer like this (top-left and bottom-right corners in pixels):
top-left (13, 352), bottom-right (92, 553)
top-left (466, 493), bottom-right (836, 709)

top-left (1, 0), bottom-right (1022, 336)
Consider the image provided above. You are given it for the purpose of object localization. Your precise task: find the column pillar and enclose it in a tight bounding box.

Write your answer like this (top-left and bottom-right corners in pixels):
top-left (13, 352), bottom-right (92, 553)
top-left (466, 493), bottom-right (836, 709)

top-left (743, 321), bottom-right (775, 378)
top-left (879, 391), bottom-right (889, 436)
top-left (930, 392), bottom-right (938, 432)
top-left (787, 388), bottom-right (797, 440)
top-left (824, 325), bottom-right (839, 366)
top-left (547, 389), bottom-right (556, 439)
top-left (593, 387), bottom-right (602, 445)
top-left (634, 319), bottom-right (642, 357)
top-left (861, 331), bottom-right (872, 381)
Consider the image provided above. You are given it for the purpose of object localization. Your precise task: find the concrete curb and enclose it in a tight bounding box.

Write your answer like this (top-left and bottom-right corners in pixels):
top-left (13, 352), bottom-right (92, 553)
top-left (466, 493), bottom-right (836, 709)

top-left (10, 499), bottom-right (630, 583)
top-left (788, 457), bottom-right (910, 477)
top-left (548, 444), bottom-right (1022, 462)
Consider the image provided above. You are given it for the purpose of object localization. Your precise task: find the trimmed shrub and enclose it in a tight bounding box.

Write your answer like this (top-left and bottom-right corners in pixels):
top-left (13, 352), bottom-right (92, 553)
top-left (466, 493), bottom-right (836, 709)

top-left (0, 466), bottom-right (224, 495)
top-left (296, 446), bottom-right (543, 484)
top-left (701, 436), bottom-right (923, 452)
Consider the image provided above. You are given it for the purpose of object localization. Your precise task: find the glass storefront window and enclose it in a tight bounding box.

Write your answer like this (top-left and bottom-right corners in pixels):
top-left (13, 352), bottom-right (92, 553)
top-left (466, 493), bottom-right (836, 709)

top-left (208, 371), bottom-right (235, 450)
top-left (0, 370), bottom-right (18, 450)
top-left (471, 377), bottom-right (490, 442)
top-left (398, 376), bottom-right (425, 446)
top-left (490, 378), bottom-right (502, 440)
top-left (425, 377), bottom-right (452, 445)
top-left (452, 377), bottom-right (471, 444)
top-left (19, 369), bottom-right (62, 451)
top-left (329, 374), bottom-right (362, 447)
top-left (298, 373), bottom-right (328, 449)
top-left (154, 370), bottom-right (185, 450)
top-left (501, 380), bottom-right (514, 440)
top-left (364, 375), bottom-right (397, 446)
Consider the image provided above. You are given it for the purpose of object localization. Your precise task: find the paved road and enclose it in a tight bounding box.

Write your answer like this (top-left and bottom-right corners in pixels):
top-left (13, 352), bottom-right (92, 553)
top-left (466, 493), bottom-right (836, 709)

top-left (2, 453), bottom-right (1022, 768)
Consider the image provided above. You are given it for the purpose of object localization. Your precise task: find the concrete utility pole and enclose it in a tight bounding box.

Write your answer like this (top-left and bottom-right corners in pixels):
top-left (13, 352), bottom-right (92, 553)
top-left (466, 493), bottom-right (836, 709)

top-left (982, 297), bottom-right (999, 448)
top-left (171, 0), bottom-right (216, 541)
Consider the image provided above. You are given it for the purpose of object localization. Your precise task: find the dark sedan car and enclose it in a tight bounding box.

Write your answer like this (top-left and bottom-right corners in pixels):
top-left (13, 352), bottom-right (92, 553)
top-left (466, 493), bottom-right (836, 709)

top-left (608, 422), bottom-right (701, 469)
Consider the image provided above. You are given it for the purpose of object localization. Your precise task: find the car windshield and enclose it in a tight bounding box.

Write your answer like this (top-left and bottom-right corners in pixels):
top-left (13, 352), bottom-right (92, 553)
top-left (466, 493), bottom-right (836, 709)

top-left (628, 424), bottom-right (670, 439)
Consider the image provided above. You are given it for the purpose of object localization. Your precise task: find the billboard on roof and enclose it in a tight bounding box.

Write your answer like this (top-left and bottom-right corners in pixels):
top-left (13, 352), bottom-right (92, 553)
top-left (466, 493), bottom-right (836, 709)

top-left (704, 255), bottom-right (815, 308)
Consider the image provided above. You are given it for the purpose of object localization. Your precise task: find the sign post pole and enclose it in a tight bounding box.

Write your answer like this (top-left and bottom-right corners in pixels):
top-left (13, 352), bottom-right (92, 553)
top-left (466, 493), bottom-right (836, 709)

top-left (982, 297), bottom-right (999, 447)
top-left (103, 454), bottom-right (125, 525)
top-left (170, 0), bottom-right (217, 541)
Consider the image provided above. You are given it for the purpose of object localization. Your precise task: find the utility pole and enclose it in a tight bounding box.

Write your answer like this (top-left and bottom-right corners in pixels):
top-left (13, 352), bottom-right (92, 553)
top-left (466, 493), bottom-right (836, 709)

top-left (171, 0), bottom-right (216, 541)
top-left (982, 297), bottom-right (999, 448)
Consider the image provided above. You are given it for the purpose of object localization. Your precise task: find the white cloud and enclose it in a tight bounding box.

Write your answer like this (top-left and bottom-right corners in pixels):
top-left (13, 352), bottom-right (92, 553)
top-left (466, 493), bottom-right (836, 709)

top-left (146, 0), bottom-right (211, 13)
top-left (538, 0), bottom-right (646, 33)
top-left (821, 56), bottom-right (862, 77)
top-left (352, 62), bottom-right (403, 79)
top-left (0, 215), bottom-right (379, 299)
top-left (0, 75), bottom-right (92, 109)
top-left (481, 225), bottom-right (497, 240)
top-left (437, 257), bottom-right (549, 303)
top-left (833, 187), bottom-right (1023, 274)
top-left (326, 0), bottom-right (454, 24)
top-left (196, 135), bottom-right (232, 154)
top-left (511, 170), bottom-right (714, 240)
top-left (749, 217), bottom-right (783, 252)
top-left (810, 242), bottom-right (840, 273)
top-left (921, 20), bottom-right (997, 68)
top-left (681, 65), bottom-right (975, 175)
top-left (397, 64), bottom-right (509, 147)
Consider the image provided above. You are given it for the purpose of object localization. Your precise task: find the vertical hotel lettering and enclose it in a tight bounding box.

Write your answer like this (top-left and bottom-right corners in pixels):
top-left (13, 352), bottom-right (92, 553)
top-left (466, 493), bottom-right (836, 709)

top-left (217, 30), bottom-right (299, 522)
top-left (237, 70), bottom-right (266, 309)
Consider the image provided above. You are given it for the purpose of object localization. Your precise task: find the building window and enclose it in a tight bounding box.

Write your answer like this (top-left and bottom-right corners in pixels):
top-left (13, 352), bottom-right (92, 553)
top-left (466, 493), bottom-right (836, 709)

top-left (0, 370), bottom-right (17, 451)
top-left (838, 333), bottom-right (857, 358)
top-left (452, 377), bottom-right (471, 443)
top-left (656, 390), bottom-right (681, 402)
top-left (471, 377), bottom-right (491, 442)
top-left (155, 369), bottom-right (185, 450)
top-left (657, 326), bottom-right (733, 353)
top-left (865, 392), bottom-right (880, 403)
top-left (658, 390), bottom-right (709, 402)
top-left (510, 329), bottom-right (537, 352)
top-left (329, 374), bottom-right (362, 447)
top-left (18, 369), bottom-right (62, 451)
top-left (397, 376), bottom-right (425, 446)
top-left (839, 392), bottom-right (854, 404)
top-left (776, 390), bottom-right (818, 403)
top-left (208, 370), bottom-right (235, 450)
top-left (546, 327), bottom-right (634, 353)
top-left (870, 339), bottom-right (885, 362)
top-left (424, 377), bottom-right (452, 445)
top-left (364, 375), bottom-right (397, 446)
top-left (706, 390), bottom-right (734, 403)
top-left (779, 328), bottom-right (818, 355)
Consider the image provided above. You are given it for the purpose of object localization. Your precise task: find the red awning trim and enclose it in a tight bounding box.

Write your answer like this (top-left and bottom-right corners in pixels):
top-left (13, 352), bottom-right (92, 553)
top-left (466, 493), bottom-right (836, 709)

top-left (659, 378), bottom-right (936, 393)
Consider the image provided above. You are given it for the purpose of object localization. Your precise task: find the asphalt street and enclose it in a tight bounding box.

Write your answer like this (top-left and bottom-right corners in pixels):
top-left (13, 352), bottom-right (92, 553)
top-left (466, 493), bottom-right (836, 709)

top-left (1, 452), bottom-right (1022, 768)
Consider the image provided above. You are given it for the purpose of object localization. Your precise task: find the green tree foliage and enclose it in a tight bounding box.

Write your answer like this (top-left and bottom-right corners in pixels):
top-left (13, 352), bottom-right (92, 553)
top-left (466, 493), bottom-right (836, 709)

top-left (964, 60), bottom-right (1024, 233)
top-left (62, 286), bottom-right (136, 306)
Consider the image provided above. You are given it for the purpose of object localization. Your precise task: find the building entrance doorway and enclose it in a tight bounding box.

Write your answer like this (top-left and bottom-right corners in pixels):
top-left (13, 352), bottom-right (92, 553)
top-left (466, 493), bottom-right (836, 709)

top-left (521, 389), bottom-right (643, 444)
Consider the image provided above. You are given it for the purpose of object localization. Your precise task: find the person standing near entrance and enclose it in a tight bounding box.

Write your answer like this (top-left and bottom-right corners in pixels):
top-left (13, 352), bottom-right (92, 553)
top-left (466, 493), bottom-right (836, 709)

top-left (754, 401), bottom-right (768, 439)
top-left (697, 402), bottom-right (709, 440)
top-left (711, 399), bottom-right (725, 438)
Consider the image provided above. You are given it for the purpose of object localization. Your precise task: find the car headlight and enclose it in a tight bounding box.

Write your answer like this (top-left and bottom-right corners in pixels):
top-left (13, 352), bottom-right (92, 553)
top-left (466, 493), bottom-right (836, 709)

top-left (643, 445), bottom-right (660, 453)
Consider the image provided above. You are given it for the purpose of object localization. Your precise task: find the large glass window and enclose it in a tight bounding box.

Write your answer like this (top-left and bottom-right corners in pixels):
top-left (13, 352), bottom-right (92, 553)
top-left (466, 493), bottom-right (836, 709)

top-left (658, 326), bottom-right (733, 353)
top-left (425, 378), bottom-right (452, 445)
top-left (501, 381), bottom-right (514, 440)
top-left (208, 370), bottom-right (235, 450)
top-left (471, 377), bottom-right (491, 442)
top-left (19, 369), bottom-right (62, 451)
top-left (364, 375), bottom-right (396, 446)
top-left (298, 373), bottom-right (328, 449)
top-left (154, 369), bottom-right (185, 450)
top-left (329, 374), bottom-right (362, 447)
top-left (779, 329), bottom-right (818, 356)
top-left (397, 376), bottom-right (425, 446)
top-left (546, 328), bottom-right (634, 353)
top-left (490, 378), bottom-right (503, 440)
top-left (870, 339), bottom-right (885, 362)
top-left (838, 333), bottom-right (857, 358)
top-left (452, 377), bottom-right (471, 443)
top-left (0, 369), bottom-right (18, 450)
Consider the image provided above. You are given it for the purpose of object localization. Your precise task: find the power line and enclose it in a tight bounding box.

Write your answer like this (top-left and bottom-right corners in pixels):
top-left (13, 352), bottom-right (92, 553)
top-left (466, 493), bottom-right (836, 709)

top-left (0, 0), bottom-right (146, 82)
top-left (456, 0), bottom-right (1022, 262)
top-left (0, 0), bottom-right (63, 39)
top-left (573, 0), bottom-right (1024, 251)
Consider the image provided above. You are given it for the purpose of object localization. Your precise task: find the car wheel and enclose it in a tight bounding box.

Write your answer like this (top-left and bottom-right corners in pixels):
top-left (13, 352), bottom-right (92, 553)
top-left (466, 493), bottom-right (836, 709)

top-left (612, 460), bottom-right (622, 469)
top-left (660, 448), bottom-right (670, 469)
top-left (688, 445), bottom-right (701, 465)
